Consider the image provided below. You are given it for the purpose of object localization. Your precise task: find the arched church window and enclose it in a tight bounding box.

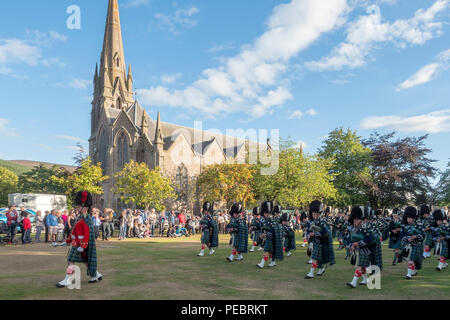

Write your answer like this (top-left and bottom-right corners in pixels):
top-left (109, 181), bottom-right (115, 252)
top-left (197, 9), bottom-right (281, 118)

top-left (117, 132), bottom-right (128, 169)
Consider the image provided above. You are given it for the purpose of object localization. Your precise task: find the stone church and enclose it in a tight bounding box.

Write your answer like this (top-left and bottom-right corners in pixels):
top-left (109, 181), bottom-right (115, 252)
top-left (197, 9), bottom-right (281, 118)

top-left (89, 0), bottom-right (260, 210)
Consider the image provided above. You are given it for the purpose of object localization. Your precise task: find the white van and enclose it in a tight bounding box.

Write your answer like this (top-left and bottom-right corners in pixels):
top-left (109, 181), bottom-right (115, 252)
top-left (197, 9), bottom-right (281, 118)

top-left (8, 193), bottom-right (67, 213)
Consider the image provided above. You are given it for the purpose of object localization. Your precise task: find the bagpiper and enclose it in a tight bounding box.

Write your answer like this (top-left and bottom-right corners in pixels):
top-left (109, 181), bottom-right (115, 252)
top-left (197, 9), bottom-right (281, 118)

top-left (431, 209), bottom-right (449, 271)
top-left (281, 212), bottom-right (296, 257)
top-left (197, 201), bottom-right (219, 257)
top-left (249, 206), bottom-right (263, 252)
top-left (418, 204), bottom-right (433, 259)
top-left (256, 201), bottom-right (284, 268)
top-left (400, 206), bottom-right (424, 280)
top-left (299, 212), bottom-right (309, 248)
top-left (346, 206), bottom-right (379, 288)
top-left (56, 191), bottom-right (102, 288)
top-left (305, 200), bottom-right (335, 279)
top-left (388, 209), bottom-right (403, 265)
top-left (226, 203), bottom-right (248, 262)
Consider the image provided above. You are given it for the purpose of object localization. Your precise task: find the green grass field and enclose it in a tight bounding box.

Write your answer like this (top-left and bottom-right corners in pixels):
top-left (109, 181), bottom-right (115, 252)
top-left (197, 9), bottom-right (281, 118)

top-left (0, 233), bottom-right (449, 300)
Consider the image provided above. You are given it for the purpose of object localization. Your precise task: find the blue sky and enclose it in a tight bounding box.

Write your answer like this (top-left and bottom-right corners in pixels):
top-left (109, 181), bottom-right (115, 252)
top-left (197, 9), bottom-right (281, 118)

top-left (0, 0), bottom-right (449, 182)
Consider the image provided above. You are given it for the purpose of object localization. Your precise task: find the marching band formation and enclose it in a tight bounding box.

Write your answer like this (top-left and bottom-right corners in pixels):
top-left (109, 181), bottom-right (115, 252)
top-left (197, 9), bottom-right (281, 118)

top-left (197, 200), bottom-right (449, 288)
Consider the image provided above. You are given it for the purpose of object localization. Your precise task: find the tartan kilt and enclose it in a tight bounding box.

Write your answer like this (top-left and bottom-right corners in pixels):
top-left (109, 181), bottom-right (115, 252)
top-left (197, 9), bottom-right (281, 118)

top-left (357, 252), bottom-right (371, 268)
top-left (67, 246), bottom-right (88, 263)
top-left (284, 233), bottom-right (296, 251)
top-left (235, 222), bottom-right (248, 253)
top-left (252, 231), bottom-right (262, 245)
top-left (311, 237), bottom-right (335, 267)
top-left (435, 241), bottom-right (449, 258)
top-left (201, 228), bottom-right (210, 245)
top-left (264, 234), bottom-right (274, 253)
top-left (389, 236), bottom-right (401, 249)
top-left (332, 227), bottom-right (337, 238)
top-left (210, 222), bottom-right (219, 248)
top-left (372, 240), bottom-right (383, 270)
top-left (424, 232), bottom-right (433, 247)
top-left (403, 243), bottom-right (423, 270)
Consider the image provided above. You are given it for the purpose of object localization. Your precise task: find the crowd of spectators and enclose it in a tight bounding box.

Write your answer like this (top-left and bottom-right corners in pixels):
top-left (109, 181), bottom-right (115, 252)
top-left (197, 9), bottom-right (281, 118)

top-left (2, 205), bottom-right (306, 244)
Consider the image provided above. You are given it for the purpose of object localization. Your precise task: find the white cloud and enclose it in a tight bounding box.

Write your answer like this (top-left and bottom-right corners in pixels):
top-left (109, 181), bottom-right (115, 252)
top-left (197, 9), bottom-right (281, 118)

top-left (396, 63), bottom-right (440, 91)
top-left (56, 135), bottom-right (87, 143)
top-left (208, 42), bottom-right (235, 53)
top-left (154, 6), bottom-right (200, 34)
top-left (34, 144), bottom-right (52, 151)
top-left (288, 108), bottom-right (318, 120)
top-left (0, 31), bottom-right (67, 77)
top-left (307, 0), bottom-right (450, 71)
top-left (139, 0), bottom-right (350, 118)
top-left (161, 73), bottom-right (182, 84)
top-left (0, 39), bottom-right (42, 66)
top-left (396, 48), bottom-right (450, 91)
top-left (122, 0), bottom-right (150, 8)
top-left (361, 109), bottom-right (450, 133)
top-left (69, 79), bottom-right (91, 89)
top-left (48, 31), bottom-right (68, 42)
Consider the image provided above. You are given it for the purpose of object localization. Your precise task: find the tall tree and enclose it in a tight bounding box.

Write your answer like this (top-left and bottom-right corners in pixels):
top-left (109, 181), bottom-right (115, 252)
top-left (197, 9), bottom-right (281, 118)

top-left (361, 132), bottom-right (437, 208)
top-left (18, 164), bottom-right (69, 194)
top-left (318, 128), bottom-right (372, 206)
top-left (197, 163), bottom-right (256, 208)
top-left (52, 157), bottom-right (108, 206)
top-left (0, 168), bottom-right (18, 207)
top-left (253, 139), bottom-right (337, 208)
top-left (114, 160), bottom-right (175, 211)
top-left (435, 159), bottom-right (450, 206)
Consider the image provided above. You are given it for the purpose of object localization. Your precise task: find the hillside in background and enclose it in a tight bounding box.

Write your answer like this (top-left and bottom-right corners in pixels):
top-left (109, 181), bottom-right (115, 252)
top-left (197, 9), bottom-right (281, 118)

top-left (0, 159), bottom-right (77, 175)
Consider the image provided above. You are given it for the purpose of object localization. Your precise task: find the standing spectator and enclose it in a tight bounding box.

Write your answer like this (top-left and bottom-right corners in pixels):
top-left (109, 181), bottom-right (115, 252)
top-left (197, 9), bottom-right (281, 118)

top-left (22, 212), bottom-right (32, 244)
top-left (93, 210), bottom-right (101, 240)
top-left (66, 211), bottom-right (76, 238)
top-left (5, 205), bottom-right (18, 243)
top-left (178, 210), bottom-right (186, 228)
top-left (149, 209), bottom-right (157, 236)
top-left (109, 209), bottom-right (115, 237)
top-left (126, 210), bottom-right (134, 238)
top-left (56, 218), bottom-right (65, 244)
top-left (46, 210), bottom-right (58, 246)
top-left (61, 210), bottom-right (68, 225)
top-left (218, 213), bottom-right (225, 234)
top-left (100, 209), bottom-right (112, 241)
top-left (118, 211), bottom-right (127, 240)
top-left (34, 210), bottom-right (44, 242)
top-left (43, 211), bottom-right (50, 243)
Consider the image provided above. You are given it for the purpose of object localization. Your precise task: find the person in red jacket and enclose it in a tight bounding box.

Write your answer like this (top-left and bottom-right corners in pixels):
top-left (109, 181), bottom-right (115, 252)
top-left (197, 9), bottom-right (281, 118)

top-left (6, 205), bottom-right (18, 243)
top-left (22, 213), bottom-right (32, 244)
top-left (56, 191), bottom-right (103, 288)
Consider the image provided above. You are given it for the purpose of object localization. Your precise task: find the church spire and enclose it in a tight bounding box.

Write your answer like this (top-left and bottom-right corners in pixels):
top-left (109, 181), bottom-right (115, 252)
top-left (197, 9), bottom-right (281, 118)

top-left (96, 0), bottom-right (133, 108)
top-left (154, 112), bottom-right (164, 145)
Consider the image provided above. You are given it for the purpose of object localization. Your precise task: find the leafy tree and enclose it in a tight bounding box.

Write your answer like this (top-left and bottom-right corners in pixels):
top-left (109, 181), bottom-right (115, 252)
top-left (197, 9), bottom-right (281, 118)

top-left (0, 168), bottom-right (18, 207)
top-left (114, 160), bottom-right (175, 211)
top-left (252, 139), bottom-right (337, 208)
top-left (52, 157), bottom-right (108, 206)
top-left (197, 163), bottom-right (256, 208)
top-left (435, 159), bottom-right (450, 206)
top-left (18, 164), bottom-right (69, 194)
top-left (318, 128), bottom-right (372, 206)
top-left (361, 132), bottom-right (437, 209)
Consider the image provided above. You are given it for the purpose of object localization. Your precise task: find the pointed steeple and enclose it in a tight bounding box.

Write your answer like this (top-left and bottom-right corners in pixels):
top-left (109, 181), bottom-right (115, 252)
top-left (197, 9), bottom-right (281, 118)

top-left (154, 112), bottom-right (164, 145)
top-left (141, 109), bottom-right (148, 131)
top-left (97, 0), bottom-right (133, 108)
